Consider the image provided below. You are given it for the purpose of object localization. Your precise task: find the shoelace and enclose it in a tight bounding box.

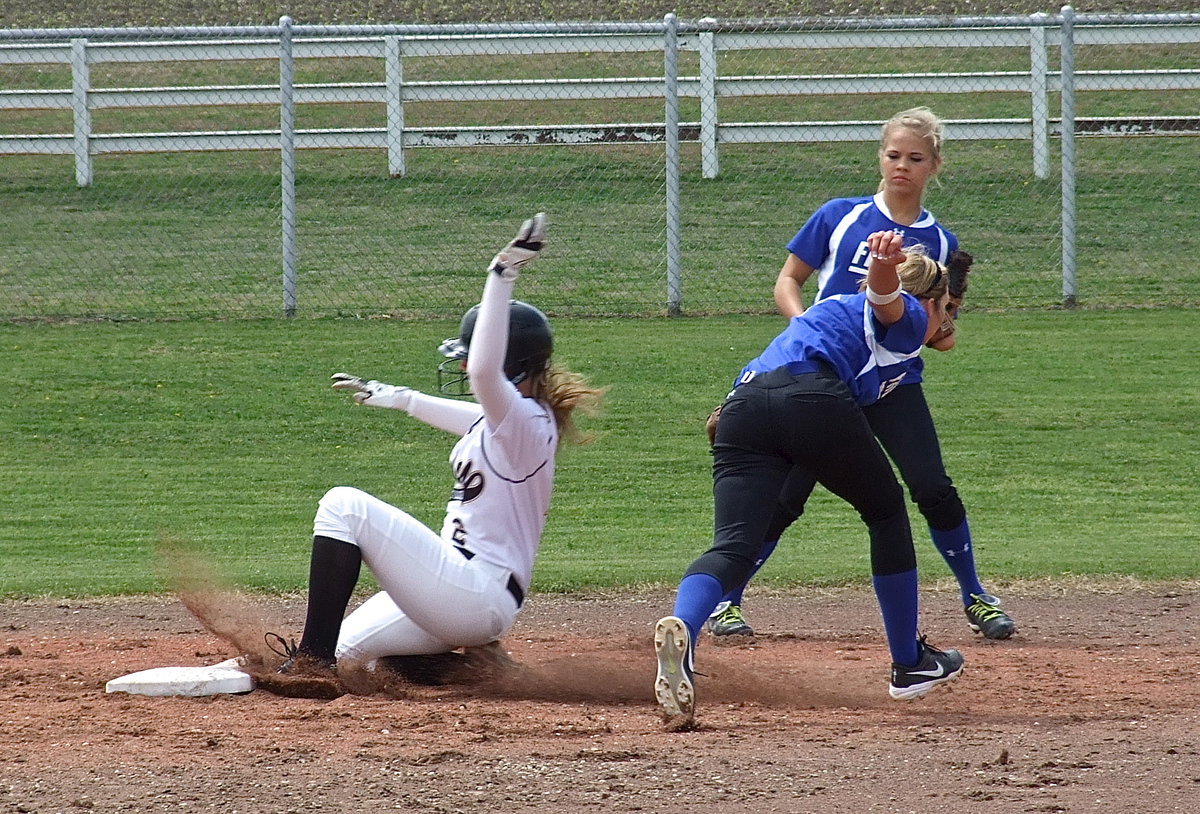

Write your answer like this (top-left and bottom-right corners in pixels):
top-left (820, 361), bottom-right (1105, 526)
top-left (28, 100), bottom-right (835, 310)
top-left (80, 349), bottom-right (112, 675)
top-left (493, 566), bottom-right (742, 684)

top-left (969, 597), bottom-right (1007, 621)
top-left (264, 631), bottom-right (299, 660)
top-left (915, 632), bottom-right (947, 656)
top-left (716, 606), bottom-right (746, 625)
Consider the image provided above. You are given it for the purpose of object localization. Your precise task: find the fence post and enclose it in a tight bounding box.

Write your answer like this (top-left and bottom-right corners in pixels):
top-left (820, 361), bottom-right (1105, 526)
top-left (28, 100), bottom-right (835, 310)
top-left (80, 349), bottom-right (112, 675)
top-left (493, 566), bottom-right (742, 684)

top-left (1029, 13), bottom-right (1050, 180)
top-left (385, 35), bottom-right (405, 178)
top-left (698, 18), bottom-right (719, 180)
top-left (1059, 5), bottom-right (1077, 307)
top-left (280, 15), bottom-right (298, 317)
top-left (70, 38), bottom-right (92, 188)
top-left (664, 14), bottom-right (683, 317)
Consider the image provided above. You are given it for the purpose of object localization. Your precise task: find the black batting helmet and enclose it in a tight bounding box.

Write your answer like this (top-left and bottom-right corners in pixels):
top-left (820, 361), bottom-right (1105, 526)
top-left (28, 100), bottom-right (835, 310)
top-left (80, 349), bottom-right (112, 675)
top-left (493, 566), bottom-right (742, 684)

top-left (437, 300), bottom-right (553, 395)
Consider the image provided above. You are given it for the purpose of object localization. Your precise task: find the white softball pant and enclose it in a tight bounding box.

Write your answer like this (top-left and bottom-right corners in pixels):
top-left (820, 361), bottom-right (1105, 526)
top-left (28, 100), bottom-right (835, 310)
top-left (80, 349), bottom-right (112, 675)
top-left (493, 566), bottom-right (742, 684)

top-left (312, 486), bottom-right (521, 664)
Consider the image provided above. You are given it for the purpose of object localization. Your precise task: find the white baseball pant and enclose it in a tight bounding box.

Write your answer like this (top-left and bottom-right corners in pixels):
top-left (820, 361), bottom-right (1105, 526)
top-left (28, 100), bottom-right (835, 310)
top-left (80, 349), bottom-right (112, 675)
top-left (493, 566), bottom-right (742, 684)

top-left (312, 486), bottom-right (521, 664)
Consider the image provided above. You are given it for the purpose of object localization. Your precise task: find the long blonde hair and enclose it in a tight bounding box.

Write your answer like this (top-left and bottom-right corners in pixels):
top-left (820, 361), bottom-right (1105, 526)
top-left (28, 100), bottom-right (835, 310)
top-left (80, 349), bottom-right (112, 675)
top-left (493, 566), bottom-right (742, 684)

top-left (529, 364), bottom-right (605, 445)
top-left (896, 248), bottom-right (948, 300)
top-left (882, 107), bottom-right (945, 158)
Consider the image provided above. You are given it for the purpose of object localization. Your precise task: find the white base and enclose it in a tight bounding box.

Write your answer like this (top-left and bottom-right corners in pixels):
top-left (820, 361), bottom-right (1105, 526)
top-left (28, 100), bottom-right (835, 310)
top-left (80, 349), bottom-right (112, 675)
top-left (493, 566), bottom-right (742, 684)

top-left (105, 657), bottom-right (255, 697)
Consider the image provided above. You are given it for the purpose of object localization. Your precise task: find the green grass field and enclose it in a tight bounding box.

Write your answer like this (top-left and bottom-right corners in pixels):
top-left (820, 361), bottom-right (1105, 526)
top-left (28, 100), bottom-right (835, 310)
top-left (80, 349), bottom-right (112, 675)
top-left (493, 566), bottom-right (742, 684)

top-left (4, 308), bottom-right (1198, 598)
top-left (2, 2), bottom-right (1197, 598)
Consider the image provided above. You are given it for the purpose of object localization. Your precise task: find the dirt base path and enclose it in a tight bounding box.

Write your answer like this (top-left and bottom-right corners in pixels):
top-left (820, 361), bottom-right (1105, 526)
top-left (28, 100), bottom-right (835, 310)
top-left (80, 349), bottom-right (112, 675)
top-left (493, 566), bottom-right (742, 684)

top-left (2, 583), bottom-right (1198, 813)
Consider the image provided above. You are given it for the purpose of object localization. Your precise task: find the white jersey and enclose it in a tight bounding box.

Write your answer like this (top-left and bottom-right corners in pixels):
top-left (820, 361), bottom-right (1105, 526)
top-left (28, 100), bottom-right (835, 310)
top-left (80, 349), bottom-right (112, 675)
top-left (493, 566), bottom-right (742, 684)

top-left (325, 266), bottom-right (560, 661)
top-left (441, 392), bottom-right (556, 589)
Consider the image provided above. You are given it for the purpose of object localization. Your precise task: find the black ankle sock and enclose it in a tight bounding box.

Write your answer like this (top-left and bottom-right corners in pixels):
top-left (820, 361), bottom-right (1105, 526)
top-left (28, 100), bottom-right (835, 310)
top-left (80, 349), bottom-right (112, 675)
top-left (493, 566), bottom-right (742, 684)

top-left (297, 535), bottom-right (362, 661)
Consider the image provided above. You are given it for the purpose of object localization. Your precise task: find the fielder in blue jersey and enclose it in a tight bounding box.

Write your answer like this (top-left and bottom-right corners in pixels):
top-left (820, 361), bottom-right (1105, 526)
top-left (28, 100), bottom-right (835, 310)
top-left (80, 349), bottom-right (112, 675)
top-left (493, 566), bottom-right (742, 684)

top-left (786, 193), bottom-right (957, 302)
top-left (707, 106), bottom-right (1016, 644)
top-left (653, 230), bottom-right (965, 724)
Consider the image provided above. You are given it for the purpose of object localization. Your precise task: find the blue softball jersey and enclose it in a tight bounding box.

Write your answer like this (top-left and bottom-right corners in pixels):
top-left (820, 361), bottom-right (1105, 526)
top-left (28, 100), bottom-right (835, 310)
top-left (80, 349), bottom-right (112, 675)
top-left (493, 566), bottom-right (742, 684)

top-left (787, 193), bottom-right (958, 300)
top-left (738, 292), bottom-right (930, 407)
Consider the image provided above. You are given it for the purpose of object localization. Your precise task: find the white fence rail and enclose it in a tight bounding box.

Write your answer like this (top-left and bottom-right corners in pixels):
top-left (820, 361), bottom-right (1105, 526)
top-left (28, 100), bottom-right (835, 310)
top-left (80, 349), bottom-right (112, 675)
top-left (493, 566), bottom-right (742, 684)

top-left (3, 13), bottom-right (1200, 186)
top-left (2, 9), bottom-right (1199, 316)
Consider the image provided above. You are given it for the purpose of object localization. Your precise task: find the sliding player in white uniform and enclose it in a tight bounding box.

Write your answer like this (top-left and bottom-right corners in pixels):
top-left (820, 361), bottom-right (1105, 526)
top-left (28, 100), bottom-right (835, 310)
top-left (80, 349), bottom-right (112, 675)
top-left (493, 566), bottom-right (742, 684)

top-left (270, 214), bottom-right (602, 674)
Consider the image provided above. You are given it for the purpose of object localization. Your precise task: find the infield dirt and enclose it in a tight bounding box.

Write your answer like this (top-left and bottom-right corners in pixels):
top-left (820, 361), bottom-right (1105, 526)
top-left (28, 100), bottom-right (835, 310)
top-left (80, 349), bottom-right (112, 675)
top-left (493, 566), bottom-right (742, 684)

top-left (2, 583), bottom-right (1197, 813)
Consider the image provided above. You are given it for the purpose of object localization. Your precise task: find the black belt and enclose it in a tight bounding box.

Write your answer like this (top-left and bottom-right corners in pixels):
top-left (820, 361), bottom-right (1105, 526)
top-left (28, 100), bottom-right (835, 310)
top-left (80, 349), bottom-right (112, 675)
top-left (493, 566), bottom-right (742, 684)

top-left (453, 545), bottom-right (525, 607)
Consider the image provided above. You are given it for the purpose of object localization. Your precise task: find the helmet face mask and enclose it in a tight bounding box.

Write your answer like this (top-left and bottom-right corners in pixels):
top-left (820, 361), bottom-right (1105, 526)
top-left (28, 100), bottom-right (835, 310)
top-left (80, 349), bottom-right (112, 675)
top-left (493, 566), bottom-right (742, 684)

top-left (437, 300), bottom-right (553, 396)
top-left (436, 336), bottom-right (470, 395)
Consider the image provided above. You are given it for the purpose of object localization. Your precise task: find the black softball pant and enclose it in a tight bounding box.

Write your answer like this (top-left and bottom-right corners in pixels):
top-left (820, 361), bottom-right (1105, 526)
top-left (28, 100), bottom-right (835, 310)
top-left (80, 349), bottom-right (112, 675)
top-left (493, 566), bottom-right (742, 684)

top-left (685, 366), bottom-right (916, 595)
top-left (763, 381), bottom-right (966, 542)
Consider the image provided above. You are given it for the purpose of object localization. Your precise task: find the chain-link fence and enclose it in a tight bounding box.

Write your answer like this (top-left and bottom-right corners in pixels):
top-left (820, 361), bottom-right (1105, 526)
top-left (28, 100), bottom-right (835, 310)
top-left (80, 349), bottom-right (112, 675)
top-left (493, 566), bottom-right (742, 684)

top-left (1, 9), bottom-right (1198, 320)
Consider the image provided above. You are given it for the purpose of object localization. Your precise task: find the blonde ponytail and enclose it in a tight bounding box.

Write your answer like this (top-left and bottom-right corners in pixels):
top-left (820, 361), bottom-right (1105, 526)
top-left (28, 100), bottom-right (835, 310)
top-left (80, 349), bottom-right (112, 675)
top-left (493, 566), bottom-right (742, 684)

top-left (529, 364), bottom-right (605, 445)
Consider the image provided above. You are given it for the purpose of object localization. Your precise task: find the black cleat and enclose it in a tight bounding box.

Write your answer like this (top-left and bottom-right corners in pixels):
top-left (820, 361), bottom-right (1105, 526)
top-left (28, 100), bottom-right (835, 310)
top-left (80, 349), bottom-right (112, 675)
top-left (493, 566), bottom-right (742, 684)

top-left (965, 593), bottom-right (1017, 639)
top-left (889, 636), bottom-right (964, 700)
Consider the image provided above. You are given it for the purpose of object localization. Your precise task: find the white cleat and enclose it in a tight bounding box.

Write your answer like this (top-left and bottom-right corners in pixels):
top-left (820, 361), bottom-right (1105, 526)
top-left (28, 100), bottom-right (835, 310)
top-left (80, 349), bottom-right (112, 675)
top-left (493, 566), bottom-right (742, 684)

top-left (654, 616), bottom-right (695, 721)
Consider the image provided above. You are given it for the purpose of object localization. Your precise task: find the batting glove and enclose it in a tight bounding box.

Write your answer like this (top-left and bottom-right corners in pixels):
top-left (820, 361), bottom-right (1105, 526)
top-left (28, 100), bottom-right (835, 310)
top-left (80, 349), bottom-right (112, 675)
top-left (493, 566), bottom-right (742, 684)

top-left (488, 212), bottom-right (547, 281)
top-left (331, 372), bottom-right (413, 411)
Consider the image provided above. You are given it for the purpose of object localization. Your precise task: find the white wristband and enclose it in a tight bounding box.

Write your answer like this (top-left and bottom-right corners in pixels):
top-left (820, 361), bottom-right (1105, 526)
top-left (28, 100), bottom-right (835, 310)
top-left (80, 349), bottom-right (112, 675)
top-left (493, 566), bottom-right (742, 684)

top-left (866, 287), bottom-right (902, 305)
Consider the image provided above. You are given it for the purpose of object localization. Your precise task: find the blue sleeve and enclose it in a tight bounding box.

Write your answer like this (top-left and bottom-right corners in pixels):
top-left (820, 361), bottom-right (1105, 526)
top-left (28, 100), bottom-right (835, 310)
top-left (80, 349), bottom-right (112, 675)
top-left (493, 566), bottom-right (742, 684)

top-left (872, 295), bottom-right (928, 353)
top-left (785, 199), bottom-right (850, 269)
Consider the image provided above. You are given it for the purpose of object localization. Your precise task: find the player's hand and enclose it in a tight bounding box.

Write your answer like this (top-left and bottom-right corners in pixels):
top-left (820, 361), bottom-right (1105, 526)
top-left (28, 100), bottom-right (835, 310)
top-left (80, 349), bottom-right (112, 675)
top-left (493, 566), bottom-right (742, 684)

top-left (488, 212), bottom-right (547, 281)
top-left (331, 373), bottom-right (412, 410)
top-left (866, 230), bottom-right (906, 266)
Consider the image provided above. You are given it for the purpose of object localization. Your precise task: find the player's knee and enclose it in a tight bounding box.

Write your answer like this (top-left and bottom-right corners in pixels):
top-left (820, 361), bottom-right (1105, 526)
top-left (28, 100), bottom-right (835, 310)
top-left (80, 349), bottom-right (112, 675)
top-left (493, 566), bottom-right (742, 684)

top-left (314, 486), bottom-right (367, 539)
top-left (321, 485), bottom-right (363, 506)
top-left (917, 486), bottom-right (966, 531)
top-left (318, 485), bottom-right (374, 520)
